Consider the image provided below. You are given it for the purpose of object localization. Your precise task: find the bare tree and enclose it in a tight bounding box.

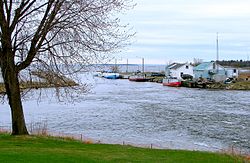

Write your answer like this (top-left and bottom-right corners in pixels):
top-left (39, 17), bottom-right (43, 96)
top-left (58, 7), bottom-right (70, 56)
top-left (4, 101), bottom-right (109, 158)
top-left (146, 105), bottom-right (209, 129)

top-left (0, 0), bottom-right (133, 135)
top-left (193, 58), bottom-right (203, 66)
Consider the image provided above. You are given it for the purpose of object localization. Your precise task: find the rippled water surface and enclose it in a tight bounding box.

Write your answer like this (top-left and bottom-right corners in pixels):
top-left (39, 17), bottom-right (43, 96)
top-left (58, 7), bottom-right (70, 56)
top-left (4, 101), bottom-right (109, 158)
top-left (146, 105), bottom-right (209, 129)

top-left (0, 74), bottom-right (250, 153)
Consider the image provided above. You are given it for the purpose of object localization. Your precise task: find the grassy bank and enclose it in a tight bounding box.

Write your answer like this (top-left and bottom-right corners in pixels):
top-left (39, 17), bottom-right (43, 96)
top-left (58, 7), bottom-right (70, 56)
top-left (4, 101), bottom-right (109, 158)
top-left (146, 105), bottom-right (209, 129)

top-left (0, 133), bottom-right (246, 163)
top-left (206, 81), bottom-right (250, 90)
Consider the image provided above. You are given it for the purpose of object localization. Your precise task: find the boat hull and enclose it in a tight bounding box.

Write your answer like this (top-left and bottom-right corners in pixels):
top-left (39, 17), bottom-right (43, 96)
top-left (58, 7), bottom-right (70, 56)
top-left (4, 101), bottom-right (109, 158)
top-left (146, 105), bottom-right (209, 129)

top-left (104, 75), bottom-right (120, 79)
top-left (102, 73), bottom-right (120, 79)
top-left (162, 78), bottom-right (181, 87)
top-left (129, 74), bottom-right (150, 82)
top-left (163, 81), bottom-right (181, 87)
top-left (129, 78), bottom-right (149, 82)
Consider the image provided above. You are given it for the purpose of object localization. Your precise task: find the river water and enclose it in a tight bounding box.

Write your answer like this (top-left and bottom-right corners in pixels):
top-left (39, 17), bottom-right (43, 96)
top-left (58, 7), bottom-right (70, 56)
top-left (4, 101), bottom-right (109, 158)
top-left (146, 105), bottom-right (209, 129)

top-left (0, 73), bottom-right (249, 153)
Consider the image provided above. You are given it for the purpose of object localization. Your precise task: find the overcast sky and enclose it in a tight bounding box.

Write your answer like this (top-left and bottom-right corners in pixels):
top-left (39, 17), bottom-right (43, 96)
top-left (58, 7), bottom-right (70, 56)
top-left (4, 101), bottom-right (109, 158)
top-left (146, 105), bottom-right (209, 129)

top-left (117, 0), bottom-right (250, 64)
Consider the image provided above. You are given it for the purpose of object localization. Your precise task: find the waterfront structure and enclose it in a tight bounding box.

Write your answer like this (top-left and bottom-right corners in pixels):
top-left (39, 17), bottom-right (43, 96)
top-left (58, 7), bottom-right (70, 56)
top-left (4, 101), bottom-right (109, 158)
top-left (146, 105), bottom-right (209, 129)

top-left (165, 63), bottom-right (194, 80)
top-left (225, 67), bottom-right (239, 79)
top-left (193, 62), bottom-right (227, 82)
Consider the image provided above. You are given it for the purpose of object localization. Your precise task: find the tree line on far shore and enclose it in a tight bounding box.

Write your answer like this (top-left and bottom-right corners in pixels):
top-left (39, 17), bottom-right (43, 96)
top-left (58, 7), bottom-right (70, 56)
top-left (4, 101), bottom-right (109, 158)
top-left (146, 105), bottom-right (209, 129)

top-left (217, 60), bottom-right (250, 68)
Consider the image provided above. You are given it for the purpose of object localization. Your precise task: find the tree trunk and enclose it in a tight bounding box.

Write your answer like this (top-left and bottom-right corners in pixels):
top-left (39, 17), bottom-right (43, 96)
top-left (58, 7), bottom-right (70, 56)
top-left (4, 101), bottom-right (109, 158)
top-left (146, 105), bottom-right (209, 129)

top-left (1, 64), bottom-right (29, 135)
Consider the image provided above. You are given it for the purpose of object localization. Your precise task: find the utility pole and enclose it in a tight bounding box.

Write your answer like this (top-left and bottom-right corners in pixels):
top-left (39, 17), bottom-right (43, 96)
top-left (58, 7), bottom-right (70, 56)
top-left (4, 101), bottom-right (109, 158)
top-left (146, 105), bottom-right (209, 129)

top-left (126, 59), bottom-right (128, 73)
top-left (216, 32), bottom-right (219, 62)
top-left (115, 59), bottom-right (117, 72)
top-left (216, 32), bottom-right (219, 72)
top-left (142, 58), bottom-right (144, 73)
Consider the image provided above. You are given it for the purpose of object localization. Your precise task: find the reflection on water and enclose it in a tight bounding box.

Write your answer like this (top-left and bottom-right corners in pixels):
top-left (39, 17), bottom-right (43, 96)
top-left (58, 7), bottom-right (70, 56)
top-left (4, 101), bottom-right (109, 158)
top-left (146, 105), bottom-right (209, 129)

top-left (0, 74), bottom-right (249, 153)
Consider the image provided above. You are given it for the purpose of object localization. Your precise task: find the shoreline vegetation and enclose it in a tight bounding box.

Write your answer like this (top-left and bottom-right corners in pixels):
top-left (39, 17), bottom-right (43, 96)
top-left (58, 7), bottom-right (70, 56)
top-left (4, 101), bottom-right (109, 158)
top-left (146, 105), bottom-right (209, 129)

top-left (0, 71), bottom-right (78, 94)
top-left (205, 81), bottom-right (250, 90)
top-left (1, 71), bottom-right (250, 93)
top-left (0, 131), bottom-right (248, 163)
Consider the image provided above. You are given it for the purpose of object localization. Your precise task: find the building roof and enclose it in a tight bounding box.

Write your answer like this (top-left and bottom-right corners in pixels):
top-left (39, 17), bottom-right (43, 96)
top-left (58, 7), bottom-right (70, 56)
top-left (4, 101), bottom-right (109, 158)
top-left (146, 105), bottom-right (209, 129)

top-left (194, 61), bottom-right (226, 71)
top-left (194, 62), bottom-right (213, 71)
top-left (167, 63), bottom-right (185, 70)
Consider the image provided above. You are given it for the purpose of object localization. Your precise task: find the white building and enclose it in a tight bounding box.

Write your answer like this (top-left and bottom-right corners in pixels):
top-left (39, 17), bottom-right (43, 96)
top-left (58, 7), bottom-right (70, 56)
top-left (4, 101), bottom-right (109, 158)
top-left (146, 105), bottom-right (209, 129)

top-left (225, 67), bottom-right (239, 79)
top-left (165, 63), bottom-right (194, 80)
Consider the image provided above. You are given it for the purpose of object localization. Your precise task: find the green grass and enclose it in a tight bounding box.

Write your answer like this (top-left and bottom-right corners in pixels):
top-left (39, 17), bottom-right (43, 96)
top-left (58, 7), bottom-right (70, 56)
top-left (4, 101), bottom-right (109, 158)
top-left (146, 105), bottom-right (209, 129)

top-left (0, 133), bottom-right (246, 163)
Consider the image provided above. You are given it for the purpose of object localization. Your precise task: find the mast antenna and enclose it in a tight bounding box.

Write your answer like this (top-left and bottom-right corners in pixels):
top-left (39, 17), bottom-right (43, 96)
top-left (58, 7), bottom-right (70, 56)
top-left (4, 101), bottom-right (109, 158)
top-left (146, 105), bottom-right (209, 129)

top-left (216, 32), bottom-right (219, 62)
top-left (216, 32), bottom-right (219, 72)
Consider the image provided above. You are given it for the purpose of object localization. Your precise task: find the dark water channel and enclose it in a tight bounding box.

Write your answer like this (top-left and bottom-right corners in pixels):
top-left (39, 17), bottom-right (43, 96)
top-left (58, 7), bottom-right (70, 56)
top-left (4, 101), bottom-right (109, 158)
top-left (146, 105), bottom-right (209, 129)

top-left (0, 76), bottom-right (249, 153)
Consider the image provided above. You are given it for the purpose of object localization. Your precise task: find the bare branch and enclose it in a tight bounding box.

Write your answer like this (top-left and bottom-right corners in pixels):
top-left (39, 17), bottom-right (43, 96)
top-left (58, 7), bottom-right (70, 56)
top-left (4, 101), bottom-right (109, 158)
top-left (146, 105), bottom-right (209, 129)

top-left (16, 1), bottom-right (59, 71)
top-left (9, 0), bottom-right (36, 32)
top-left (0, 1), bottom-right (7, 29)
top-left (2, 0), bottom-right (134, 88)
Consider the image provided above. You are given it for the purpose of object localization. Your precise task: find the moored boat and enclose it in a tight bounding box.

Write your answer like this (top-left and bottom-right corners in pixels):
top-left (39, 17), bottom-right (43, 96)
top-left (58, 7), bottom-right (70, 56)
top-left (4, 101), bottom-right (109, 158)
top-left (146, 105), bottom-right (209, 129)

top-left (103, 73), bottom-right (120, 79)
top-left (129, 74), bottom-right (150, 82)
top-left (162, 77), bottom-right (181, 87)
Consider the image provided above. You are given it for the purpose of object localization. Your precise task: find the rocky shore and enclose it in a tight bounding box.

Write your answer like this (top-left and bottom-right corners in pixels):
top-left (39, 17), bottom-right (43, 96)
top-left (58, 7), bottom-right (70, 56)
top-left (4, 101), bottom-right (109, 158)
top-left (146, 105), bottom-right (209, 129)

top-left (120, 72), bottom-right (250, 90)
top-left (206, 81), bottom-right (250, 90)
